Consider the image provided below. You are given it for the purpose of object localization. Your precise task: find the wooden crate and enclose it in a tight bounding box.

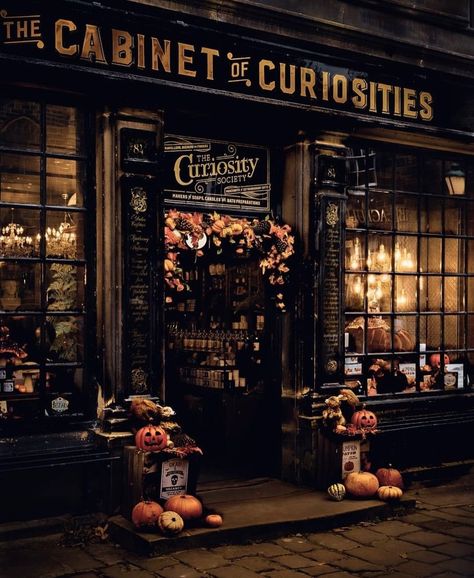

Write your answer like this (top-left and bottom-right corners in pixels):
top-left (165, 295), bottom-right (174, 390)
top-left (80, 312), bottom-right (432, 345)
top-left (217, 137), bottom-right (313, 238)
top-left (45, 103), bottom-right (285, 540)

top-left (121, 446), bottom-right (201, 518)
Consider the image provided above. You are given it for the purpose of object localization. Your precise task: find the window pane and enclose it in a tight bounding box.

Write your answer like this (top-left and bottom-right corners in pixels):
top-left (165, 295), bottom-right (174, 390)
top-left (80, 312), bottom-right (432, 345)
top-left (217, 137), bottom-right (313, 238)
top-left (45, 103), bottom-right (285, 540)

top-left (423, 157), bottom-right (443, 196)
top-left (345, 315), bottom-right (364, 354)
top-left (420, 237), bottom-right (442, 273)
top-left (419, 275), bottom-right (441, 312)
top-left (2, 314), bottom-right (43, 363)
top-left (374, 150), bottom-right (392, 190)
top-left (368, 191), bottom-right (392, 230)
top-left (468, 315), bottom-right (474, 349)
top-left (395, 153), bottom-right (418, 192)
top-left (345, 233), bottom-right (365, 271)
top-left (45, 314), bottom-right (84, 362)
top-left (367, 315), bottom-right (391, 352)
top-left (345, 274), bottom-right (365, 311)
top-left (45, 211), bottom-right (84, 259)
top-left (445, 198), bottom-right (465, 235)
top-left (0, 262), bottom-right (41, 310)
top-left (367, 273), bottom-right (391, 312)
top-left (346, 190), bottom-right (365, 228)
top-left (420, 314), bottom-right (441, 349)
top-left (394, 316), bottom-right (416, 351)
top-left (468, 278), bottom-right (474, 312)
top-left (47, 264), bottom-right (86, 311)
top-left (394, 236), bottom-right (417, 272)
top-left (395, 276), bottom-right (417, 312)
top-left (46, 158), bottom-right (85, 207)
top-left (420, 195), bottom-right (442, 233)
top-left (444, 277), bottom-right (464, 312)
top-left (465, 162), bottom-right (474, 200)
top-left (0, 207), bottom-right (39, 258)
top-left (0, 153), bottom-right (40, 204)
top-left (368, 234), bottom-right (391, 272)
top-left (46, 105), bottom-right (85, 155)
top-left (0, 100), bottom-right (40, 150)
top-left (445, 238), bottom-right (464, 273)
top-left (395, 193), bottom-right (418, 231)
top-left (445, 315), bottom-right (464, 349)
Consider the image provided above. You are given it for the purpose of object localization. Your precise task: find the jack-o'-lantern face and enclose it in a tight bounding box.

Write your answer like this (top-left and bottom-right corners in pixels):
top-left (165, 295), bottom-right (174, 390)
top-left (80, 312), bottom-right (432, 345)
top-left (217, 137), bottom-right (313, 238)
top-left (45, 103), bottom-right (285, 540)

top-left (351, 409), bottom-right (378, 430)
top-left (135, 425), bottom-right (168, 452)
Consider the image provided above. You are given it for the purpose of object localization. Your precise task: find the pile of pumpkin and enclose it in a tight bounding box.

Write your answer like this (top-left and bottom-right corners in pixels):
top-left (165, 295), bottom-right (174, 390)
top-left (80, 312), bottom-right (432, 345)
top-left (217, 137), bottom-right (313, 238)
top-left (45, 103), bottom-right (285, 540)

top-left (327, 466), bottom-right (405, 503)
top-left (131, 494), bottom-right (223, 536)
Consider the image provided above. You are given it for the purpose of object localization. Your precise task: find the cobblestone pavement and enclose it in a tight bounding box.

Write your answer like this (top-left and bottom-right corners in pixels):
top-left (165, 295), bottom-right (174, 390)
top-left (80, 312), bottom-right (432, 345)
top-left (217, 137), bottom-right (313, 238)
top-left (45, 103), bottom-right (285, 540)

top-left (1, 474), bottom-right (473, 578)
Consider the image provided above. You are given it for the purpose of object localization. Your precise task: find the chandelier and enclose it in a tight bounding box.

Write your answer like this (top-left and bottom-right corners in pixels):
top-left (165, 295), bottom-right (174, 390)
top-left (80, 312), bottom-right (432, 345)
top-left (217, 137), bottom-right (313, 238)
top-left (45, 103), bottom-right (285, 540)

top-left (36, 194), bottom-right (77, 259)
top-left (41, 217), bottom-right (77, 259)
top-left (0, 209), bottom-right (34, 257)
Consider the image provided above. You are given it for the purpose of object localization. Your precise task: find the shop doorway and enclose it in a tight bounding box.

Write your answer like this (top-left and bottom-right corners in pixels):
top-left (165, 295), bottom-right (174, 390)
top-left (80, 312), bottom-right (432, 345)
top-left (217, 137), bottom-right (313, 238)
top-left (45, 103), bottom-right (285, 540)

top-left (163, 227), bottom-right (282, 483)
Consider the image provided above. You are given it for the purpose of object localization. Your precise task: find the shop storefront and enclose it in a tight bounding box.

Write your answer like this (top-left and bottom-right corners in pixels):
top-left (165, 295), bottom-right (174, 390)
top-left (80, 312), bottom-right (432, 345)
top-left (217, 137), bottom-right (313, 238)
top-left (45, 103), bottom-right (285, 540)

top-left (0, 0), bottom-right (473, 522)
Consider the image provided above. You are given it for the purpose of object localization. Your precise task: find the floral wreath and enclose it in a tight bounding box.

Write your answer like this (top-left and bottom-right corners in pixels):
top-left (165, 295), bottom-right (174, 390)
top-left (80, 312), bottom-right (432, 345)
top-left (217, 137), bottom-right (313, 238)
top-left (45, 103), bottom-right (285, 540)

top-left (164, 210), bottom-right (295, 311)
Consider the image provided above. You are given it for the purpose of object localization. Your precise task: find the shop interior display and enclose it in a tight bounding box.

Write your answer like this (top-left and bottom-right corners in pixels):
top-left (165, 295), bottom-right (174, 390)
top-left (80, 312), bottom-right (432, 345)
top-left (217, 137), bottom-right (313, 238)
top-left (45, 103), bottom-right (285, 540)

top-left (164, 211), bottom-right (290, 474)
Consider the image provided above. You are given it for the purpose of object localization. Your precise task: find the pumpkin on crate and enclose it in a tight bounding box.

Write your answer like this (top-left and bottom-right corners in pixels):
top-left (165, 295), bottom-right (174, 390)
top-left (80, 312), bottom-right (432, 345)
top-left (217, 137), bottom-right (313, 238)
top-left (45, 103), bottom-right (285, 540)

top-left (158, 511), bottom-right (184, 535)
top-left (344, 471), bottom-right (379, 498)
top-left (351, 408), bottom-right (378, 430)
top-left (375, 466), bottom-right (404, 490)
top-left (131, 500), bottom-right (163, 529)
top-left (377, 485), bottom-right (403, 501)
top-left (164, 494), bottom-right (203, 521)
top-left (327, 483), bottom-right (346, 501)
top-left (135, 424), bottom-right (168, 452)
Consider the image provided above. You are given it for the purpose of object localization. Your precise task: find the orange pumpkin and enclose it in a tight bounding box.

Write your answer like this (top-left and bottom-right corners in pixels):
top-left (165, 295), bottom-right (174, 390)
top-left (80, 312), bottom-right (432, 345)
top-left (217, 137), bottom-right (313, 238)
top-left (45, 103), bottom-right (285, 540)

top-left (394, 329), bottom-right (416, 352)
top-left (375, 467), bottom-right (404, 490)
top-left (429, 353), bottom-right (450, 368)
top-left (205, 514), bottom-right (223, 528)
top-left (377, 485), bottom-right (403, 501)
top-left (135, 425), bottom-right (168, 452)
top-left (351, 408), bottom-right (378, 430)
top-left (344, 471), bottom-right (379, 498)
top-left (131, 500), bottom-right (163, 529)
top-left (164, 494), bottom-right (203, 520)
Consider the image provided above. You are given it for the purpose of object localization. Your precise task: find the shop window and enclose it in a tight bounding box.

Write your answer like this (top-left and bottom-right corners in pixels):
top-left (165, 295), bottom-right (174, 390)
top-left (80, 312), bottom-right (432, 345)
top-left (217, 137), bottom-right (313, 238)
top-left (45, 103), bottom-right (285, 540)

top-left (0, 98), bottom-right (91, 426)
top-left (344, 147), bottom-right (473, 396)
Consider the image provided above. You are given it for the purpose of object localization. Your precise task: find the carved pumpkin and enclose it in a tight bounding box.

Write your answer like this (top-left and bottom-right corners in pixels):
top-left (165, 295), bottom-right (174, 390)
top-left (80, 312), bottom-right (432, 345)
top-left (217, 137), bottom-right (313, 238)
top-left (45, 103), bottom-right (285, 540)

top-left (164, 494), bottom-right (203, 520)
top-left (429, 353), bottom-right (450, 368)
top-left (205, 514), bottom-right (223, 527)
top-left (131, 500), bottom-right (163, 529)
top-left (327, 483), bottom-right (346, 501)
top-left (158, 511), bottom-right (184, 535)
top-left (344, 471), bottom-right (379, 498)
top-left (377, 485), bottom-right (403, 501)
top-left (351, 408), bottom-right (378, 430)
top-left (135, 425), bottom-right (168, 452)
top-left (375, 467), bottom-right (404, 490)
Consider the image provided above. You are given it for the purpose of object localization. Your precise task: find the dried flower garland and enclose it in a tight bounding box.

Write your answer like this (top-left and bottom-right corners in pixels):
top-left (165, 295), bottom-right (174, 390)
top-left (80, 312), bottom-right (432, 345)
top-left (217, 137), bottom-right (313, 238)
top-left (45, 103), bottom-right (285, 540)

top-left (164, 210), bottom-right (295, 311)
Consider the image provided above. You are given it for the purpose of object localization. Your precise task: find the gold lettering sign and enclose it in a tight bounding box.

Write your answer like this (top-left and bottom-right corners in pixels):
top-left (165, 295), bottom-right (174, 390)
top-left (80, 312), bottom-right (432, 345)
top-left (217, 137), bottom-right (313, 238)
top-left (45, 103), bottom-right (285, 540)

top-left (0, 9), bottom-right (435, 122)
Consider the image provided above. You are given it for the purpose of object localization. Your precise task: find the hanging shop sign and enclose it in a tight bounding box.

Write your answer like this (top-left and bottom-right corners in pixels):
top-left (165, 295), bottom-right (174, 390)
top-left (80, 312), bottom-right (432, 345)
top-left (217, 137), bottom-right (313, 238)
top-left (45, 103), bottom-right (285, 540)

top-left (0, 2), bottom-right (439, 125)
top-left (163, 135), bottom-right (270, 213)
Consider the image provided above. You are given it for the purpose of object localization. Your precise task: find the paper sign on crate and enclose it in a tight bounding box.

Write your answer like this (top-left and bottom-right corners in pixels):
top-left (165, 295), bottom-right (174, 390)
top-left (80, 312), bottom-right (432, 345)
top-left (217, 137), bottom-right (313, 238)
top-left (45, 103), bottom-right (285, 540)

top-left (160, 458), bottom-right (189, 499)
top-left (341, 440), bottom-right (360, 479)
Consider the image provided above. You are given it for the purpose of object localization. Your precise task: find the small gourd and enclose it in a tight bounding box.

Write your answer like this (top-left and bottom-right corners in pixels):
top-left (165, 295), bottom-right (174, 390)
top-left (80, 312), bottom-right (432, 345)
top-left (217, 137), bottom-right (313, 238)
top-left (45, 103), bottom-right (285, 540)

top-left (377, 485), bottom-right (403, 501)
top-left (205, 514), bottom-right (223, 527)
top-left (327, 483), bottom-right (346, 501)
top-left (158, 510), bottom-right (184, 535)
